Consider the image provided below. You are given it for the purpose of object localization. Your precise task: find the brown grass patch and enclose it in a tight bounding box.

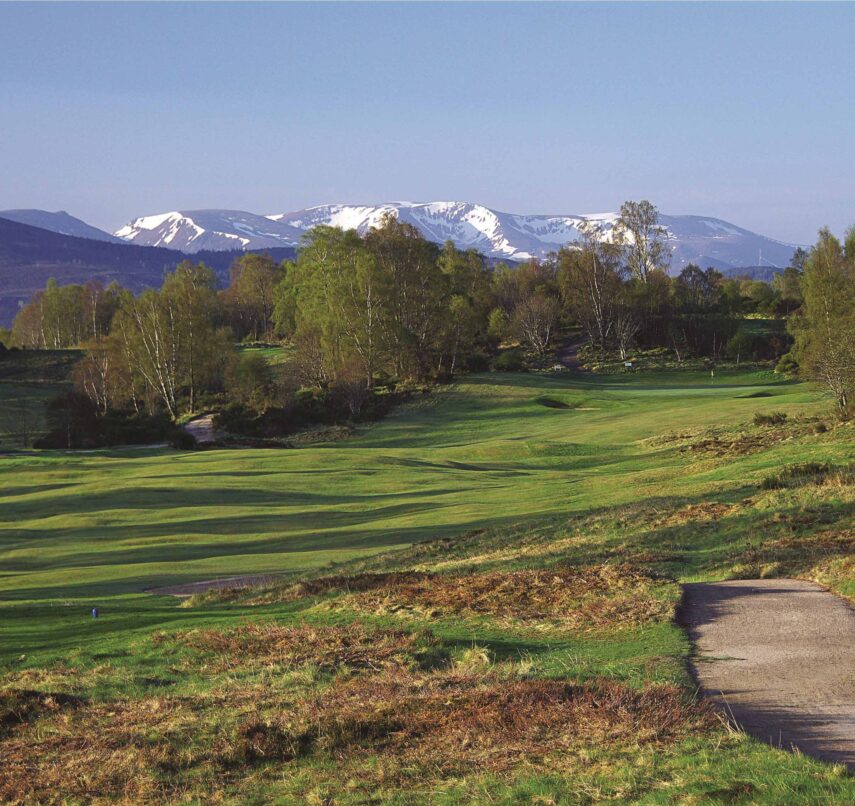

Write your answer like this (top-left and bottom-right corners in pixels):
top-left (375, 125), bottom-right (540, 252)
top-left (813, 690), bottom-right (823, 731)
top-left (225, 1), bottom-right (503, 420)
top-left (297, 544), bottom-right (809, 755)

top-left (168, 622), bottom-right (434, 673)
top-left (322, 565), bottom-right (672, 632)
top-left (0, 695), bottom-right (216, 804)
top-left (0, 671), bottom-right (717, 803)
top-left (680, 419), bottom-right (820, 459)
top-left (248, 570), bottom-right (433, 605)
top-left (0, 688), bottom-right (81, 737)
top-left (739, 523), bottom-right (855, 569)
top-left (250, 671), bottom-right (717, 779)
top-left (652, 501), bottom-right (739, 528)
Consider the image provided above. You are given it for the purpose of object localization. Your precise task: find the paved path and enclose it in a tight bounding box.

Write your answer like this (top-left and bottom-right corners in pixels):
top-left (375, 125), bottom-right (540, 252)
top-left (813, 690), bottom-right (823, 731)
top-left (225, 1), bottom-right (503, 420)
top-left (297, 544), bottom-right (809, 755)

top-left (555, 336), bottom-right (587, 372)
top-left (682, 579), bottom-right (855, 766)
top-left (184, 414), bottom-right (221, 444)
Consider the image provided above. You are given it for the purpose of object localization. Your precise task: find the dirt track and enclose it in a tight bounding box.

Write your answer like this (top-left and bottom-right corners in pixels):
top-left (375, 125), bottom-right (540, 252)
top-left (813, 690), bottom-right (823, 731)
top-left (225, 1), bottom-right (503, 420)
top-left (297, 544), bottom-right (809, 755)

top-left (682, 579), bottom-right (855, 766)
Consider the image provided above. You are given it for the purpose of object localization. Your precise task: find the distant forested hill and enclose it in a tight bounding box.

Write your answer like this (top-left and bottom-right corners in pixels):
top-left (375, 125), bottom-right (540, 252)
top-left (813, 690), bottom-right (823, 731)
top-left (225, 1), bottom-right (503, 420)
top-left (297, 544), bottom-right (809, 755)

top-left (0, 217), bottom-right (295, 326)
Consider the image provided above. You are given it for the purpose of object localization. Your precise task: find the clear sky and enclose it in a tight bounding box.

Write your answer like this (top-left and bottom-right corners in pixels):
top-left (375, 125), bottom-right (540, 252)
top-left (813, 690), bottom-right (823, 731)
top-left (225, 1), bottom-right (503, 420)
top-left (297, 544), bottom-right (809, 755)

top-left (1, 2), bottom-right (853, 243)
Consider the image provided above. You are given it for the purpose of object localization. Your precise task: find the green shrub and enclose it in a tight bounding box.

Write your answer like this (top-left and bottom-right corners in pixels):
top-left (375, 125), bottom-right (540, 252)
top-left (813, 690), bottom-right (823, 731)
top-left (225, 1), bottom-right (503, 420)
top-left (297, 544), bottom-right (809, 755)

top-left (775, 352), bottom-right (799, 376)
top-left (171, 430), bottom-right (198, 451)
top-left (491, 349), bottom-right (525, 372)
top-left (753, 411), bottom-right (787, 426)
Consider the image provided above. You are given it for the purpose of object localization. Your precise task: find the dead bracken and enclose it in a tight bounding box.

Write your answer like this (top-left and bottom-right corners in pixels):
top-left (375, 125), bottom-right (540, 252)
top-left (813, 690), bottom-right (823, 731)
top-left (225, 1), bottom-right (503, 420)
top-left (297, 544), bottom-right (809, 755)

top-left (0, 672), bottom-right (717, 803)
top-left (0, 695), bottom-right (202, 803)
top-left (240, 672), bottom-right (718, 777)
top-left (169, 621), bottom-right (435, 672)
top-left (311, 564), bottom-right (673, 631)
top-left (0, 688), bottom-right (81, 737)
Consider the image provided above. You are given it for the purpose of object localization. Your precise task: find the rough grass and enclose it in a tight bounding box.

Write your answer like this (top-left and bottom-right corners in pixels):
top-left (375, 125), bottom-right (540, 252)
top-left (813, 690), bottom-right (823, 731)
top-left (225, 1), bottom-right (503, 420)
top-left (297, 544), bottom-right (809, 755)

top-left (759, 461), bottom-right (855, 490)
top-left (0, 660), bottom-right (717, 803)
top-left (269, 673), bottom-right (717, 778)
top-left (212, 565), bottom-right (673, 634)
top-left (327, 565), bottom-right (673, 633)
top-left (659, 415), bottom-right (833, 459)
top-left (169, 622), bottom-right (436, 673)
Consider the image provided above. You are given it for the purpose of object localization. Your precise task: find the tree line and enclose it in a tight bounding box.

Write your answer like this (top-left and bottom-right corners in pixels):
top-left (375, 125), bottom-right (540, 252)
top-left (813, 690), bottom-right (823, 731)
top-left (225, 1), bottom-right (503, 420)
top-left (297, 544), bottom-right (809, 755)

top-left (7, 200), bottom-right (853, 426)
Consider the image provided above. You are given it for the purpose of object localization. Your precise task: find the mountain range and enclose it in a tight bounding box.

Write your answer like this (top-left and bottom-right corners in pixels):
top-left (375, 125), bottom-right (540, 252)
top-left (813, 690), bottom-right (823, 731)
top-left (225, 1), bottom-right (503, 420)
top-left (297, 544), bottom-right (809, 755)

top-left (0, 202), bottom-right (801, 328)
top-left (112, 201), bottom-right (799, 269)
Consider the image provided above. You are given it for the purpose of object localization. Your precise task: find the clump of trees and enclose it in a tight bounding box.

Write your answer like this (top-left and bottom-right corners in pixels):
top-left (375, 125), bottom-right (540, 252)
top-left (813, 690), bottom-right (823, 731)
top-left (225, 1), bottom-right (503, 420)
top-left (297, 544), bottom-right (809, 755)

top-left (789, 228), bottom-right (855, 418)
top-left (12, 279), bottom-right (120, 349)
top-left (69, 262), bottom-right (233, 421)
top-left (555, 202), bottom-right (802, 365)
top-left (275, 218), bottom-right (495, 387)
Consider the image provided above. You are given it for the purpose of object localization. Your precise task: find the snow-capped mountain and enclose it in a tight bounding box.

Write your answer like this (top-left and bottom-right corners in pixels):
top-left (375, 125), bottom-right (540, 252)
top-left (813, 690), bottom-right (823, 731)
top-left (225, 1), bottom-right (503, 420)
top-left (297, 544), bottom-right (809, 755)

top-left (113, 210), bottom-right (305, 252)
top-left (114, 202), bottom-right (799, 269)
top-left (0, 209), bottom-right (121, 243)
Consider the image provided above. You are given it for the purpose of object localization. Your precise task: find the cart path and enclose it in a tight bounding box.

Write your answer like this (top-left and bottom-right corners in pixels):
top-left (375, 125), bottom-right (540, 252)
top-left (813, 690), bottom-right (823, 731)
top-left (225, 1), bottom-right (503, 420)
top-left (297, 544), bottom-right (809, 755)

top-left (184, 413), bottom-right (221, 444)
top-left (682, 579), bottom-right (855, 767)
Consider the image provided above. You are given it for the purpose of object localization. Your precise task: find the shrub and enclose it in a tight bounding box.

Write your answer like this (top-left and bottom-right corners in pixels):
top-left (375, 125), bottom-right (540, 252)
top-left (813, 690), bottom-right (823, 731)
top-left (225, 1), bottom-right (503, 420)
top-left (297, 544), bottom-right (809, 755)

top-left (170, 430), bottom-right (197, 450)
top-left (33, 393), bottom-right (173, 449)
top-left (226, 352), bottom-right (277, 411)
top-left (463, 351), bottom-right (490, 372)
top-left (753, 411), bottom-right (787, 426)
top-left (491, 349), bottom-right (525, 372)
top-left (775, 352), bottom-right (799, 376)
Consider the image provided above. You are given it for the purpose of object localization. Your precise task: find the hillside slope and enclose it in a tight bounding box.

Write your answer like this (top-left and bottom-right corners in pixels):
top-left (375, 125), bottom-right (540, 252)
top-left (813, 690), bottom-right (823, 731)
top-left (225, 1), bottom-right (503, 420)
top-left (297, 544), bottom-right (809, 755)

top-left (0, 209), bottom-right (121, 243)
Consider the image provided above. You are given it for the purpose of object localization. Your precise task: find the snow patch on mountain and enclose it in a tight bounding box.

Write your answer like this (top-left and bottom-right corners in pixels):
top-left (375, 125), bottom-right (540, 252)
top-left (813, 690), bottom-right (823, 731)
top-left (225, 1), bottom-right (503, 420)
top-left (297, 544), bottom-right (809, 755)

top-left (114, 202), bottom-right (800, 269)
top-left (114, 210), bottom-right (303, 252)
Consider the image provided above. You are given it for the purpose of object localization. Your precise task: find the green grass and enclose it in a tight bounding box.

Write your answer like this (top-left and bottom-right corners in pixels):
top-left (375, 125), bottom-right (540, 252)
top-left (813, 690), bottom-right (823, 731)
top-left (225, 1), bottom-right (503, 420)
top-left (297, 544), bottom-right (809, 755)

top-left (0, 367), bottom-right (847, 657)
top-left (0, 368), bottom-right (819, 630)
top-left (237, 342), bottom-right (294, 365)
top-left (1, 363), bottom-right (853, 802)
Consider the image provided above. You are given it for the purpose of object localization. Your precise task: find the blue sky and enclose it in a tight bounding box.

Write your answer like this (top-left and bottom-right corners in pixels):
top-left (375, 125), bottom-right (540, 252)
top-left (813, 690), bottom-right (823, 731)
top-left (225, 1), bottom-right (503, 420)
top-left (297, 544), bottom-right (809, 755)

top-left (1, 2), bottom-right (853, 242)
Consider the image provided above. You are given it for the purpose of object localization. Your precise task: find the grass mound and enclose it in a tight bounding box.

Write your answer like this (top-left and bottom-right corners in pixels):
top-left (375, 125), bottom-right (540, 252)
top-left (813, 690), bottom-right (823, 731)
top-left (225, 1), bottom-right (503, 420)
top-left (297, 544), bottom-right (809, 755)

top-left (169, 622), bottom-right (436, 672)
top-left (653, 501), bottom-right (740, 527)
top-left (271, 570), bottom-right (433, 603)
top-left (681, 417), bottom-right (824, 458)
top-left (325, 564), bottom-right (672, 632)
top-left (239, 672), bottom-right (717, 778)
top-left (754, 411), bottom-right (788, 426)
